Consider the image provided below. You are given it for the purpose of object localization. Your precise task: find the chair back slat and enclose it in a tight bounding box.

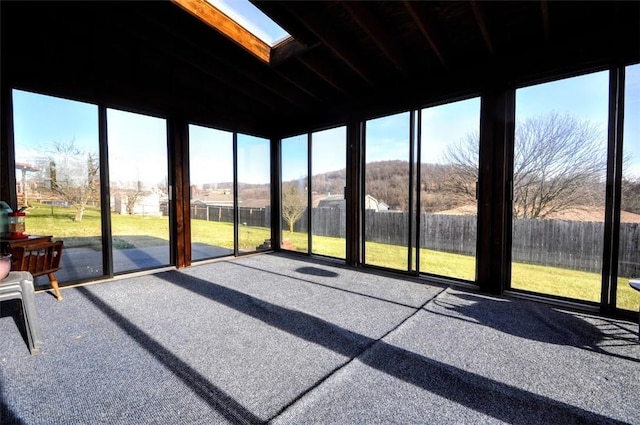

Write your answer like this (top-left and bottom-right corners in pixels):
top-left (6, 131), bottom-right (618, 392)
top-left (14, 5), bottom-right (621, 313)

top-left (11, 241), bottom-right (64, 277)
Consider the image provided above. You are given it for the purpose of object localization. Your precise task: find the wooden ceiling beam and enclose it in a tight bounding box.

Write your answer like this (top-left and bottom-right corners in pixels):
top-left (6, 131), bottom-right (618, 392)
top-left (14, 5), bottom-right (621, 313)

top-left (270, 65), bottom-right (331, 105)
top-left (142, 5), bottom-right (321, 111)
top-left (282, 4), bottom-right (376, 87)
top-left (172, 0), bottom-right (270, 63)
top-left (341, 2), bottom-right (408, 75)
top-left (540, 0), bottom-right (551, 42)
top-left (470, 0), bottom-right (495, 55)
top-left (96, 10), bottom-right (289, 114)
top-left (403, 1), bottom-right (448, 69)
top-left (271, 38), bottom-right (317, 66)
top-left (296, 55), bottom-right (355, 99)
top-left (250, 0), bottom-right (318, 47)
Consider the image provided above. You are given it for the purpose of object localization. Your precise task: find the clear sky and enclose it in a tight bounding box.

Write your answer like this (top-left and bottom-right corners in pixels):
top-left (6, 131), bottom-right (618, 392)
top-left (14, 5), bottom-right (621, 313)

top-left (10, 64), bottom-right (640, 189)
top-left (624, 65), bottom-right (640, 177)
top-left (207, 0), bottom-right (289, 46)
top-left (189, 124), bottom-right (234, 185)
top-left (106, 109), bottom-right (168, 188)
top-left (237, 133), bottom-right (270, 184)
top-left (279, 126), bottom-right (348, 182)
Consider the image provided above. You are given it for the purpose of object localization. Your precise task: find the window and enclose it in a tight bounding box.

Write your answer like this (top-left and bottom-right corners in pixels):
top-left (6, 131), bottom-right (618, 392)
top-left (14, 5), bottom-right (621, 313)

top-left (617, 63), bottom-right (640, 312)
top-left (237, 134), bottom-right (271, 253)
top-left (189, 125), bottom-right (234, 261)
top-left (12, 89), bottom-right (104, 282)
top-left (107, 109), bottom-right (170, 273)
top-left (364, 112), bottom-right (411, 270)
top-left (419, 98), bottom-right (480, 281)
top-left (511, 71), bottom-right (609, 302)
top-left (311, 126), bottom-right (347, 259)
top-left (281, 134), bottom-right (308, 253)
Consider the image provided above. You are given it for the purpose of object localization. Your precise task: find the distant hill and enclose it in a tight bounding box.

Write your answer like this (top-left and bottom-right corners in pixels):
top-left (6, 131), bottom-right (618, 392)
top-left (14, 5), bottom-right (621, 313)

top-left (308, 160), bottom-right (469, 212)
top-left (197, 159), bottom-right (640, 215)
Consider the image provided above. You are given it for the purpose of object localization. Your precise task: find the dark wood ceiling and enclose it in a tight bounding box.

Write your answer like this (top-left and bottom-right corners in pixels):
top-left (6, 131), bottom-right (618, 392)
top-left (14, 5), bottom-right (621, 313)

top-left (2, 1), bottom-right (638, 137)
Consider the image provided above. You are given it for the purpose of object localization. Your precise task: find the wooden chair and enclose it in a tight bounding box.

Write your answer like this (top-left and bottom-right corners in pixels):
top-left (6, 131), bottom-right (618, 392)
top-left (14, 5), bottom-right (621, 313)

top-left (10, 240), bottom-right (64, 301)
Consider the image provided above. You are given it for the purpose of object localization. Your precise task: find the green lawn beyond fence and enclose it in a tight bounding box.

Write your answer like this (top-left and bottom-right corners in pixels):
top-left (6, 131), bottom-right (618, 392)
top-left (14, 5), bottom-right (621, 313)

top-left (23, 203), bottom-right (640, 312)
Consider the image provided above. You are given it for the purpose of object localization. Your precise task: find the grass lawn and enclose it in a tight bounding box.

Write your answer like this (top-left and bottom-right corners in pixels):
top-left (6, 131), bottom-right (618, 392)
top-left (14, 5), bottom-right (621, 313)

top-left (23, 203), bottom-right (640, 312)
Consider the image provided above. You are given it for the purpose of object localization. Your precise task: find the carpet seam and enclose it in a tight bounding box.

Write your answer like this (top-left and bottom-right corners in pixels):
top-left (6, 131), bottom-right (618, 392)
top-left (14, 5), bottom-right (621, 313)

top-left (265, 285), bottom-right (449, 424)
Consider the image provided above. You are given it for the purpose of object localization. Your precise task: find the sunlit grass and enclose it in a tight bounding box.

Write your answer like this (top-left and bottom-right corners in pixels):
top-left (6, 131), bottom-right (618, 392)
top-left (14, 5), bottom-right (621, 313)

top-left (280, 230), bottom-right (347, 258)
top-left (192, 220), bottom-right (234, 250)
top-left (511, 262), bottom-right (602, 302)
top-left (24, 203), bottom-right (640, 311)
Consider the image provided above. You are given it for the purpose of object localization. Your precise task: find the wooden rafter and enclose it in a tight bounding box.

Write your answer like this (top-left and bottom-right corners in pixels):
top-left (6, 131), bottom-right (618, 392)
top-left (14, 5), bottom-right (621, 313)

top-left (341, 2), bottom-right (407, 75)
top-left (172, 0), bottom-right (270, 63)
top-left (297, 55), bottom-right (354, 99)
top-left (540, 0), bottom-right (551, 42)
top-left (105, 8), bottom-right (290, 112)
top-left (283, 4), bottom-right (376, 87)
top-left (270, 65), bottom-right (328, 104)
top-left (250, 0), bottom-right (318, 47)
top-left (403, 0), bottom-right (448, 69)
top-left (271, 38), bottom-right (314, 66)
top-left (138, 8), bottom-right (315, 111)
top-left (470, 0), bottom-right (495, 55)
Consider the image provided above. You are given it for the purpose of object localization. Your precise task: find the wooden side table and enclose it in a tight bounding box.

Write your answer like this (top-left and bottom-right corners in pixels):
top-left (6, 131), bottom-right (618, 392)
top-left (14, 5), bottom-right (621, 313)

top-left (0, 235), bottom-right (63, 301)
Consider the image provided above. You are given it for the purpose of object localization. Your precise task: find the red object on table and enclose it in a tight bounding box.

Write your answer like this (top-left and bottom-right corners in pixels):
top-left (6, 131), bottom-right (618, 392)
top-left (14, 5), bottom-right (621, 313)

top-left (7, 212), bottom-right (27, 239)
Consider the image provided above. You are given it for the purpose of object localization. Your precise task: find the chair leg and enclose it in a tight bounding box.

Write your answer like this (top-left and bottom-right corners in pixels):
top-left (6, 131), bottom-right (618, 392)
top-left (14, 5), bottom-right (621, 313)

top-left (47, 272), bottom-right (63, 301)
top-left (19, 277), bottom-right (44, 354)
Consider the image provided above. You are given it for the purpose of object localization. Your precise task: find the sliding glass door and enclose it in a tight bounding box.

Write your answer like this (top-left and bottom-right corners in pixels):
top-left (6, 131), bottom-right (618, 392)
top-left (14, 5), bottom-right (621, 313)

top-left (281, 134), bottom-right (308, 253)
top-left (363, 112), bottom-right (411, 270)
top-left (311, 126), bottom-right (346, 259)
top-left (237, 134), bottom-right (271, 253)
top-left (617, 63), bottom-right (640, 312)
top-left (511, 71), bottom-right (609, 303)
top-left (11, 90), bottom-right (104, 282)
top-left (107, 109), bottom-right (170, 273)
top-left (419, 98), bottom-right (480, 281)
top-left (188, 125), bottom-right (235, 261)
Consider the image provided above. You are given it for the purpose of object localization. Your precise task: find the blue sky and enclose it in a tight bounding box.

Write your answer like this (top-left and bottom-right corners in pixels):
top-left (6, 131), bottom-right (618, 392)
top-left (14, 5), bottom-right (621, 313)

top-left (11, 64), bottom-right (640, 189)
top-left (207, 0), bottom-right (289, 46)
top-left (362, 68), bottom-right (640, 177)
top-left (106, 109), bottom-right (168, 187)
top-left (189, 125), bottom-right (234, 185)
top-left (280, 126), bottom-right (348, 182)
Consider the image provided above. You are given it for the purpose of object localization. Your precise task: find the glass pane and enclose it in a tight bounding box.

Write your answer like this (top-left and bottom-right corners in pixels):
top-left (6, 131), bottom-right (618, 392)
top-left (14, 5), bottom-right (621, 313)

top-left (364, 112), bottom-right (410, 270)
top-left (511, 72), bottom-right (609, 302)
top-left (281, 134), bottom-right (308, 253)
top-left (107, 109), bottom-right (170, 273)
top-left (11, 89), bottom-right (103, 283)
top-left (237, 134), bottom-right (271, 253)
top-left (189, 125), bottom-right (234, 261)
top-left (312, 126), bottom-right (346, 259)
top-left (617, 63), bottom-right (640, 312)
top-left (420, 98), bottom-right (480, 281)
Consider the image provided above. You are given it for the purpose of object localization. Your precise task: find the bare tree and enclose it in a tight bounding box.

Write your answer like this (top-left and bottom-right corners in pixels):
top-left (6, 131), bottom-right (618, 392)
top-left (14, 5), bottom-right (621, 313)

top-left (47, 139), bottom-right (100, 222)
top-left (439, 132), bottom-right (479, 206)
top-left (124, 180), bottom-right (145, 215)
top-left (621, 176), bottom-right (640, 215)
top-left (282, 181), bottom-right (306, 232)
top-left (443, 112), bottom-right (606, 218)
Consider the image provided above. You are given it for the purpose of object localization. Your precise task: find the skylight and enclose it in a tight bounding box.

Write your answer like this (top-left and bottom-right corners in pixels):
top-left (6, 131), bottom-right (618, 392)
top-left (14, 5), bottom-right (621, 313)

top-left (207, 0), bottom-right (290, 46)
top-left (173, 0), bottom-right (290, 63)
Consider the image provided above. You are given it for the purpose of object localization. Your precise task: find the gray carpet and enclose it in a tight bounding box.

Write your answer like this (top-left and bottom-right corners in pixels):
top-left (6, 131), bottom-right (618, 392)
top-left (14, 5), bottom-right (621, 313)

top-left (1, 253), bottom-right (638, 424)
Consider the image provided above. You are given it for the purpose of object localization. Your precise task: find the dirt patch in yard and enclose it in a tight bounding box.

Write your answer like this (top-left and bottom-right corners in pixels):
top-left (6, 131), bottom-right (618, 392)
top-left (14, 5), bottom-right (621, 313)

top-left (435, 204), bottom-right (640, 223)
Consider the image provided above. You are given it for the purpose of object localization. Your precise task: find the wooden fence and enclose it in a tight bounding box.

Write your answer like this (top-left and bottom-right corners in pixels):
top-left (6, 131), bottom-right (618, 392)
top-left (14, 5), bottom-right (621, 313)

top-left (191, 204), bottom-right (270, 228)
top-left (189, 204), bottom-right (640, 277)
